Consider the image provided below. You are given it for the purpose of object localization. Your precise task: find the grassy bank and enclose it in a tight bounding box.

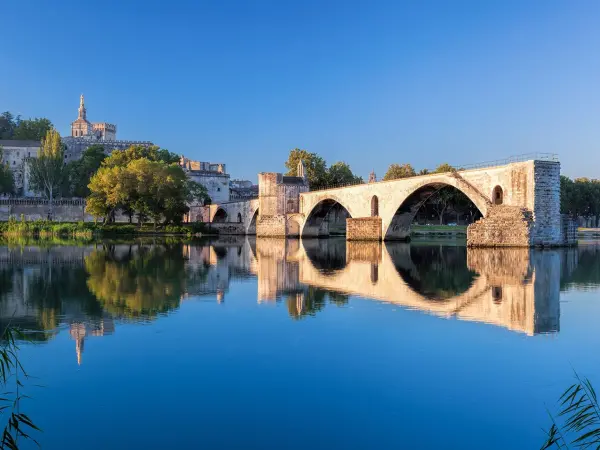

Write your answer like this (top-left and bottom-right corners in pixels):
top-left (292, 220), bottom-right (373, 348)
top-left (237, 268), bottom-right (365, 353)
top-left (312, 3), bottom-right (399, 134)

top-left (0, 218), bottom-right (217, 238)
top-left (411, 224), bottom-right (468, 238)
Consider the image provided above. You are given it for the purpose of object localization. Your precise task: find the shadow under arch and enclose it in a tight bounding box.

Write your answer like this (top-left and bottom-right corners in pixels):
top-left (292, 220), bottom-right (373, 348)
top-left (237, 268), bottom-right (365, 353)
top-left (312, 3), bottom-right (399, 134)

top-left (384, 182), bottom-right (484, 241)
top-left (302, 198), bottom-right (352, 238)
top-left (247, 208), bottom-right (258, 234)
top-left (387, 243), bottom-right (479, 300)
top-left (212, 208), bottom-right (228, 223)
top-left (303, 238), bottom-right (347, 274)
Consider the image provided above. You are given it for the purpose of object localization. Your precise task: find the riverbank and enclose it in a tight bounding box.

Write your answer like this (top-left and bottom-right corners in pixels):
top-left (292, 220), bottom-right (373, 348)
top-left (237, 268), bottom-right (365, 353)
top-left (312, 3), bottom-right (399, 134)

top-left (0, 219), bottom-right (218, 239)
top-left (411, 224), bottom-right (468, 238)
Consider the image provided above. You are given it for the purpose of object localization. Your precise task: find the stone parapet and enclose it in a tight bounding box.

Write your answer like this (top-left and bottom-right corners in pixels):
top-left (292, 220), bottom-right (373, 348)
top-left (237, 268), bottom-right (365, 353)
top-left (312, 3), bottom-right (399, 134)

top-left (347, 217), bottom-right (382, 241)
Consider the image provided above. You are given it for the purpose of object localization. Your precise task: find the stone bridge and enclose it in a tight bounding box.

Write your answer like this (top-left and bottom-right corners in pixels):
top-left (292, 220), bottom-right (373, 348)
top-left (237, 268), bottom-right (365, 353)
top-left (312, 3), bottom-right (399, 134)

top-left (205, 157), bottom-right (572, 247)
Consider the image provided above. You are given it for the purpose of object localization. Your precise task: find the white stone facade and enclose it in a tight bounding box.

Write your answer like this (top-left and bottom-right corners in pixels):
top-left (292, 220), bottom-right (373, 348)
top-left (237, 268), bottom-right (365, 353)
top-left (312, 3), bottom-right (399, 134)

top-left (0, 140), bottom-right (40, 196)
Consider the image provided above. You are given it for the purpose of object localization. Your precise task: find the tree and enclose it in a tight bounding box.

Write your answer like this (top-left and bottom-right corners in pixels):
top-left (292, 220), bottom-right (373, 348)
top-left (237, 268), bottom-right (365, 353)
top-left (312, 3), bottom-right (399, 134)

top-left (418, 168), bottom-right (430, 175)
top-left (87, 157), bottom-right (195, 226)
top-left (433, 163), bottom-right (455, 173)
top-left (187, 180), bottom-right (210, 205)
top-left (28, 129), bottom-right (66, 219)
top-left (0, 147), bottom-right (14, 194)
top-left (383, 163), bottom-right (416, 181)
top-left (0, 112), bottom-right (18, 139)
top-left (428, 186), bottom-right (455, 225)
top-left (284, 148), bottom-right (328, 188)
top-left (13, 118), bottom-right (53, 141)
top-left (65, 144), bottom-right (107, 197)
top-left (326, 161), bottom-right (363, 186)
top-left (86, 165), bottom-right (132, 222)
top-left (103, 145), bottom-right (179, 168)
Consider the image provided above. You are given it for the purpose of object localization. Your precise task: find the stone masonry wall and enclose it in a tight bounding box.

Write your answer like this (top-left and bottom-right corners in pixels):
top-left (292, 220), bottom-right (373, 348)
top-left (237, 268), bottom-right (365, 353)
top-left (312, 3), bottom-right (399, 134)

top-left (532, 161), bottom-right (561, 245)
top-left (0, 200), bottom-right (94, 222)
top-left (560, 214), bottom-right (578, 246)
top-left (257, 214), bottom-right (287, 237)
top-left (467, 206), bottom-right (533, 247)
top-left (347, 217), bottom-right (382, 241)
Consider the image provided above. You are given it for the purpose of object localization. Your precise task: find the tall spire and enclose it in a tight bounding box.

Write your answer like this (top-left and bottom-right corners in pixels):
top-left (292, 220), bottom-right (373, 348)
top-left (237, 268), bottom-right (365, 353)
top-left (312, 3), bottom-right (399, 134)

top-left (78, 94), bottom-right (87, 120)
top-left (369, 169), bottom-right (377, 183)
top-left (297, 160), bottom-right (306, 180)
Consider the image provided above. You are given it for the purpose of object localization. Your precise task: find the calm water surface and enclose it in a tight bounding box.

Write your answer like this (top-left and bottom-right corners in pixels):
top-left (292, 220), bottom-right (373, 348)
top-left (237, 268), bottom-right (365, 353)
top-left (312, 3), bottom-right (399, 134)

top-left (2, 237), bottom-right (600, 449)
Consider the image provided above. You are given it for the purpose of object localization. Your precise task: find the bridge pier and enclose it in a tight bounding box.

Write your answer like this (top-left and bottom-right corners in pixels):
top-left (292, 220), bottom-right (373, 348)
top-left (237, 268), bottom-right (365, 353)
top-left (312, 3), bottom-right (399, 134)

top-left (347, 217), bottom-right (382, 241)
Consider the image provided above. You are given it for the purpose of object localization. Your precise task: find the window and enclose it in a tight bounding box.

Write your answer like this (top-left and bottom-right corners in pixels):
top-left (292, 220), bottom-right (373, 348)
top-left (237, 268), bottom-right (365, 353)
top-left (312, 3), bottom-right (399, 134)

top-left (492, 186), bottom-right (503, 205)
top-left (217, 188), bottom-right (221, 192)
top-left (492, 286), bottom-right (503, 304)
top-left (371, 195), bottom-right (379, 217)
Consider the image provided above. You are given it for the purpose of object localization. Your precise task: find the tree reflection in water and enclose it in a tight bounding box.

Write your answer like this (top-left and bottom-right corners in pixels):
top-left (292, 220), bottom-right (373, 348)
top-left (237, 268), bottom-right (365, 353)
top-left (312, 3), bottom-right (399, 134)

top-left (393, 244), bottom-right (478, 300)
top-left (84, 244), bottom-right (205, 318)
top-left (286, 288), bottom-right (350, 319)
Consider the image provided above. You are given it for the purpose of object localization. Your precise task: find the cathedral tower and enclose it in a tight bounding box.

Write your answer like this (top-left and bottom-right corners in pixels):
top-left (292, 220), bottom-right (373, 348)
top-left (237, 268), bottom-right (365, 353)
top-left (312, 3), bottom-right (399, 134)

top-left (71, 94), bottom-right (92, 137)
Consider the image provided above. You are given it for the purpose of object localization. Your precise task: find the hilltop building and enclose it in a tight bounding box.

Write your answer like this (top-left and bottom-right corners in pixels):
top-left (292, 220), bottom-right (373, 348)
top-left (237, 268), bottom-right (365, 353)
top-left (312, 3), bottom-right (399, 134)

top-left (62, 94), bottom-right (153, 162)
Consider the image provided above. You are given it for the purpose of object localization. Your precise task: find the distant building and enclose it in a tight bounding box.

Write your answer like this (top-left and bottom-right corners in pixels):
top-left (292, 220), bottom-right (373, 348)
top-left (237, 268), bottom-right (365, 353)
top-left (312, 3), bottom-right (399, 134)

top-left (0, 140), bottom-right (40, 196)
top-left (63, 94), bottom-right (153, 162)
top-left (231, 179), bottom-right (253, 189)
top-left (70, 94), bottom-right (116, 140)
top-left (179, 156), bottom-right (230, 204)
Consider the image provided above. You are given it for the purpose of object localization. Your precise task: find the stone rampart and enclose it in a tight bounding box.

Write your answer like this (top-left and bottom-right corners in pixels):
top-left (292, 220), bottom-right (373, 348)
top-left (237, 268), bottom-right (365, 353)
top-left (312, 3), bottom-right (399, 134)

top-left (0, 199), bottom-right (94, 222)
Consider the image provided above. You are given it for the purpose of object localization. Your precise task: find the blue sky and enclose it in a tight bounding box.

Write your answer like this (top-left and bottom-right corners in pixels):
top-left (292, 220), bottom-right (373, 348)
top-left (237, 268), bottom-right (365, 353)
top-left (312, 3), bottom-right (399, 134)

top-left (2, 0), bottom-right (599, 181)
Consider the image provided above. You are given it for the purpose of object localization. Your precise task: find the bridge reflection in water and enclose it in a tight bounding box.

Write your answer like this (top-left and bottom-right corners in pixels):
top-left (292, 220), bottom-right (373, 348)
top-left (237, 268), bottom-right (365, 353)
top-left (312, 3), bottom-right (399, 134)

top-left (0, 238), bottom-right (580, 343)
top-left (248, 238), bottom-right (561, 336)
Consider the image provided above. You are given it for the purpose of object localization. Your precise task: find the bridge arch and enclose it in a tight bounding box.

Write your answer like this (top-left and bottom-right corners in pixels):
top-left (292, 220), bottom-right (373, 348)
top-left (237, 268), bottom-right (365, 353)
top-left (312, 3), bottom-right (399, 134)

top-left (382, 175), bottom-right (489, 240)
top-left (302, 197), bottom-right (354, 238)
top-left (247, 208), bottom-right (259, 234)
top-left (212, 208), bottom-right (228, 223)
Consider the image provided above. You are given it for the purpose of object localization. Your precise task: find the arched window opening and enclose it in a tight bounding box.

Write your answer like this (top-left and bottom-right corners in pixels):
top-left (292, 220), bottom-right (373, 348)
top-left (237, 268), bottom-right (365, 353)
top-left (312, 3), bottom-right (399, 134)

top-left (492, 286), bottom-right (503, 304)
top-left (371, 195), bottom-right (379, 217)
top-left (493, 186), bottom-right (503, 205)
top-left (237, 213), bottom-right (242, 223)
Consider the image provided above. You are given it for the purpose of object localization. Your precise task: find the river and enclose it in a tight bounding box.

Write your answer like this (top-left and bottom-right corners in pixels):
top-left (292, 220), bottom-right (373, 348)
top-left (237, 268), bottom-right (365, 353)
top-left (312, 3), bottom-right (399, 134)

top-left (2, 237), bottom-right (600, 449)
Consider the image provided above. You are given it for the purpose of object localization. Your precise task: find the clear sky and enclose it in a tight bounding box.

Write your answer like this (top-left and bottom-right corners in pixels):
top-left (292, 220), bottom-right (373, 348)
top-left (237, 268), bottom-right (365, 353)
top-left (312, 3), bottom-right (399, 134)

top-left (2, 0), bottom-right (599, 181)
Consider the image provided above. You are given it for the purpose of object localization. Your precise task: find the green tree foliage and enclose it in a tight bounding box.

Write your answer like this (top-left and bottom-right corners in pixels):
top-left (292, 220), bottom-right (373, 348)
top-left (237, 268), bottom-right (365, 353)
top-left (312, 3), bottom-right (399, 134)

top-left (0, 147), bottom-right (15, 194)
top-left (383, 163), bottom-right (416, 181)
top-left (65, 144), bottom-right (107, 197)
top-left (13, 118), bottom-right (53, 141)
top-left (433, 163), bottom-right (455, 173)
top-left (284, 148), bottom-right (328, 188)
top-left (0, 112), bottom-right (17, 139)
top-left (560, 175), bottom-right (600, 222)
top-left (0, 112), bottom-right (53, 141)
top-left (103, 145), bottom-right (180, 168)
top-left (28, 129), bottom-right (66, 219)
top-left (87, 156), bottom-right (202, 225)
top-left (284, 148), bottom-right (362, 189)
top-left (326, 161), bottom-right (363, 185)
